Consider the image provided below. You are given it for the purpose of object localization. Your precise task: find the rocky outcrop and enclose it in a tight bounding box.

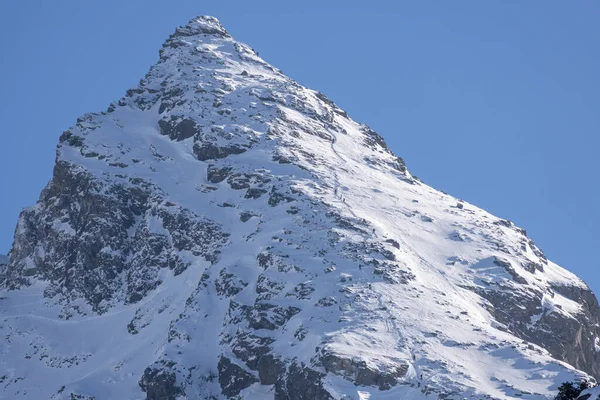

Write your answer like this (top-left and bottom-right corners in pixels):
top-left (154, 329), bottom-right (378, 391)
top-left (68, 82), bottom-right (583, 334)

top-left (217, 356), bottom-right (258, 397)
top-left (469, 256), bottom-right (600, 379)
top-left (4, 159), bottom-right (227, 314)
top-left (321, 351), bottom-right (409, 390)
top-left (139, 362), bottom-right (184, 400)
top-left (158, 116), bottom-right (199, 141)
top-left (541, 284), bottom-right (600, 377)
top-left (275, 362), bottom-right (332, 400)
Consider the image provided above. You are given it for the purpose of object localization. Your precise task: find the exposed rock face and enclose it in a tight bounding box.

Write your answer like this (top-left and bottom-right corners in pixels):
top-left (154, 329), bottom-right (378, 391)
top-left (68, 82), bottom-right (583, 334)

top-left (472, 257), bottom-right (600, 379)
top-left (5, 160), bottom-right (227, 314)
top-left (321, 351), bottom-right (409, 390)
top-left (139, 362), bottom-right (185, 400)
top-left (0, 15), bottom-right (598, 400)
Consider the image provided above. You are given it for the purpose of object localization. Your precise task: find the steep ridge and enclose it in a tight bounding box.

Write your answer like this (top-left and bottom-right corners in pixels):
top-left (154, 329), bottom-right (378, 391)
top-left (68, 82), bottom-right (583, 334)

top-left (1, 16), bottom-right (599, 400)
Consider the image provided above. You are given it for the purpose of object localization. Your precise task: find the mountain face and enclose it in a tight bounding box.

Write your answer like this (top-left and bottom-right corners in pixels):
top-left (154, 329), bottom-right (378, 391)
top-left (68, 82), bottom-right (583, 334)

top-left (1, 16), bottom-right (599, 400)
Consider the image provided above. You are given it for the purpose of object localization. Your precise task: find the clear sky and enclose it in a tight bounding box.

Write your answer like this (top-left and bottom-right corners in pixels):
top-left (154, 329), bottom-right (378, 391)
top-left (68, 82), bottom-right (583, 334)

top-left (0, 1), bottom-right (598, 292)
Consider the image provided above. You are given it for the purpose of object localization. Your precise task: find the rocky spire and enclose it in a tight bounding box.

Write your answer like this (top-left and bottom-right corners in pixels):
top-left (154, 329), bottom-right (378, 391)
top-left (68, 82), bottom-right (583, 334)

top-left (173, 16), bottom-right (230, 38)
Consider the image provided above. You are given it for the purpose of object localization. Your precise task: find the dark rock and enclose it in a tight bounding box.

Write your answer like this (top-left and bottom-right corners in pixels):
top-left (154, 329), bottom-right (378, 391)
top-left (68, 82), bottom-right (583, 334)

top-left (385, 239), bottom-right (400, 249)
top-left (472, 263), bottom-right (600, 379)
top-left (4, 161), bottom-right (227, 312)
top-left (493, 257), bottom-right (527, 284)
top-left (68, 394), bottom-right (96, 400)
top-left (494, 219), bottom-right (513, 228)
top-left (268, 188), bottom-right (295, 207)
top-left (193, 143), bottom-right (247, 161)
top-left (272, 154), bottom-right (292, 164)
top-left (139, 363), bottom-right (184, 400)
top-left (255, 274), bottom-right (285, 301)
top-left (245, 188), bottom-right (268, 199)
top-left (59, 131), bottom-right (84, 147)
top-left (256, 252), bottom-right (274, 269)
top-left (217, 356), bottom-right (258, 397)
top-left (316, 297), bottom-right (337, 307)
top-left (215, 268), bottom-right (247, 297)
top-left (227, 174), bottom-right (251, 190)
top-left (206, 165), bottom-right (231, 183)
top-left (314, 91), bottom-right (348, 119)
top-left (172, 16), bottom-right (231, 38)
top-left (360, 126), bottom-right (389, 151)
top-left (326, 211), bottom-right (369, 234)
top-left (258, 354), bottom-right (285, 385)
top-left (240, 212), bottom-right (255, 222)
top-left (528, 239), bottom-right (548, 264)
top-left (245, 302), bottom-right (301, 330)
top-left (275, 362), bottom-right (332, 400)
top-left (321, 352), bottom-right (408, 390)
top-left (158, 117), bottom-right (197, 141)
top-left (231, 332), bottom-right (275, 371)
top-left (290, 282), bottom-right (314, 299)
top-left (522, 261), bottom-right (544, 273)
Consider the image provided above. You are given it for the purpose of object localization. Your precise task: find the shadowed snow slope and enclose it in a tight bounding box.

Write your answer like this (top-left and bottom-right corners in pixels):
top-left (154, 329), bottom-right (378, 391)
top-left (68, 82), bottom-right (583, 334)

top-left (1, 16), bottom-right (599, 400)
top-left (579, 386), bottom-right (600, 399)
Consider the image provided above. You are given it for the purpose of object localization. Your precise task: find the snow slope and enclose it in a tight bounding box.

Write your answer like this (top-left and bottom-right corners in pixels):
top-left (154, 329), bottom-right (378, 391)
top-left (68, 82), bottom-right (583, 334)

top-left (1, 16), bottom-right (598, 400)
top-left (580, 386), bottom-right (600, 399)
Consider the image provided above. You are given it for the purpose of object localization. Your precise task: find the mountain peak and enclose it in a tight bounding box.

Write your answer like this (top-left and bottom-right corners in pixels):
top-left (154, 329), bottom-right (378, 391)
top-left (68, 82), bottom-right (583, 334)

top-left (1, 15), bottom-right (598, 400)
top-left (173, 15), bottom-right (230, 38)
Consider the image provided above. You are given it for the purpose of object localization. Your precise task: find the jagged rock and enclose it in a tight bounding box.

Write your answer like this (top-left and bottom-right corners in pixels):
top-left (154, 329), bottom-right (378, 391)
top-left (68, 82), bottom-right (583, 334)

top-left (158, 116), bottom-right (198, 141)
top-left (493, 257), bottom-right (528, 284)
top-left (385, 238), bottom-right (400, 249)
top-left (193, 143), bottom-right (247, 161)
top-left (239, 212), bottom-right (255, 222)
top-left (245, 188), bottom-right (267, 199)
top-left (67, 394), bottom-right (96, 400)
top-left (321, 352), bottom-right (408, 390)
top-left (215, 268), bottom-right (247, 297)
top-left (206, 165), bottom-right (232, 183)
top-left (217, 356), bottom-right (258, 397)
top-left (230, 333), bottom-right (275, 371)
top-left (275, 362), bottom-right (332, 400)
top-left (258, 354), bottom-right (285, 385)
top-left (139, 363), bottom-right (184, 400)
top-left (244, 302), bottom-right (301, 330)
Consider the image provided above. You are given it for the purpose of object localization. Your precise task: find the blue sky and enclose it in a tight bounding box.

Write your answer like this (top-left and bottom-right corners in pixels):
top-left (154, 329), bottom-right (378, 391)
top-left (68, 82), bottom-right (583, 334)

top-left (0, 1), bottom-right (598, 292)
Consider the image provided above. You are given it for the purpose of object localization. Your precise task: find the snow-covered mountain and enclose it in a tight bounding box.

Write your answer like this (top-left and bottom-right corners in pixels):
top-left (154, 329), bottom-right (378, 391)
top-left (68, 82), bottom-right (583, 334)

top-left (1, 16), bottom-right (599, 400)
